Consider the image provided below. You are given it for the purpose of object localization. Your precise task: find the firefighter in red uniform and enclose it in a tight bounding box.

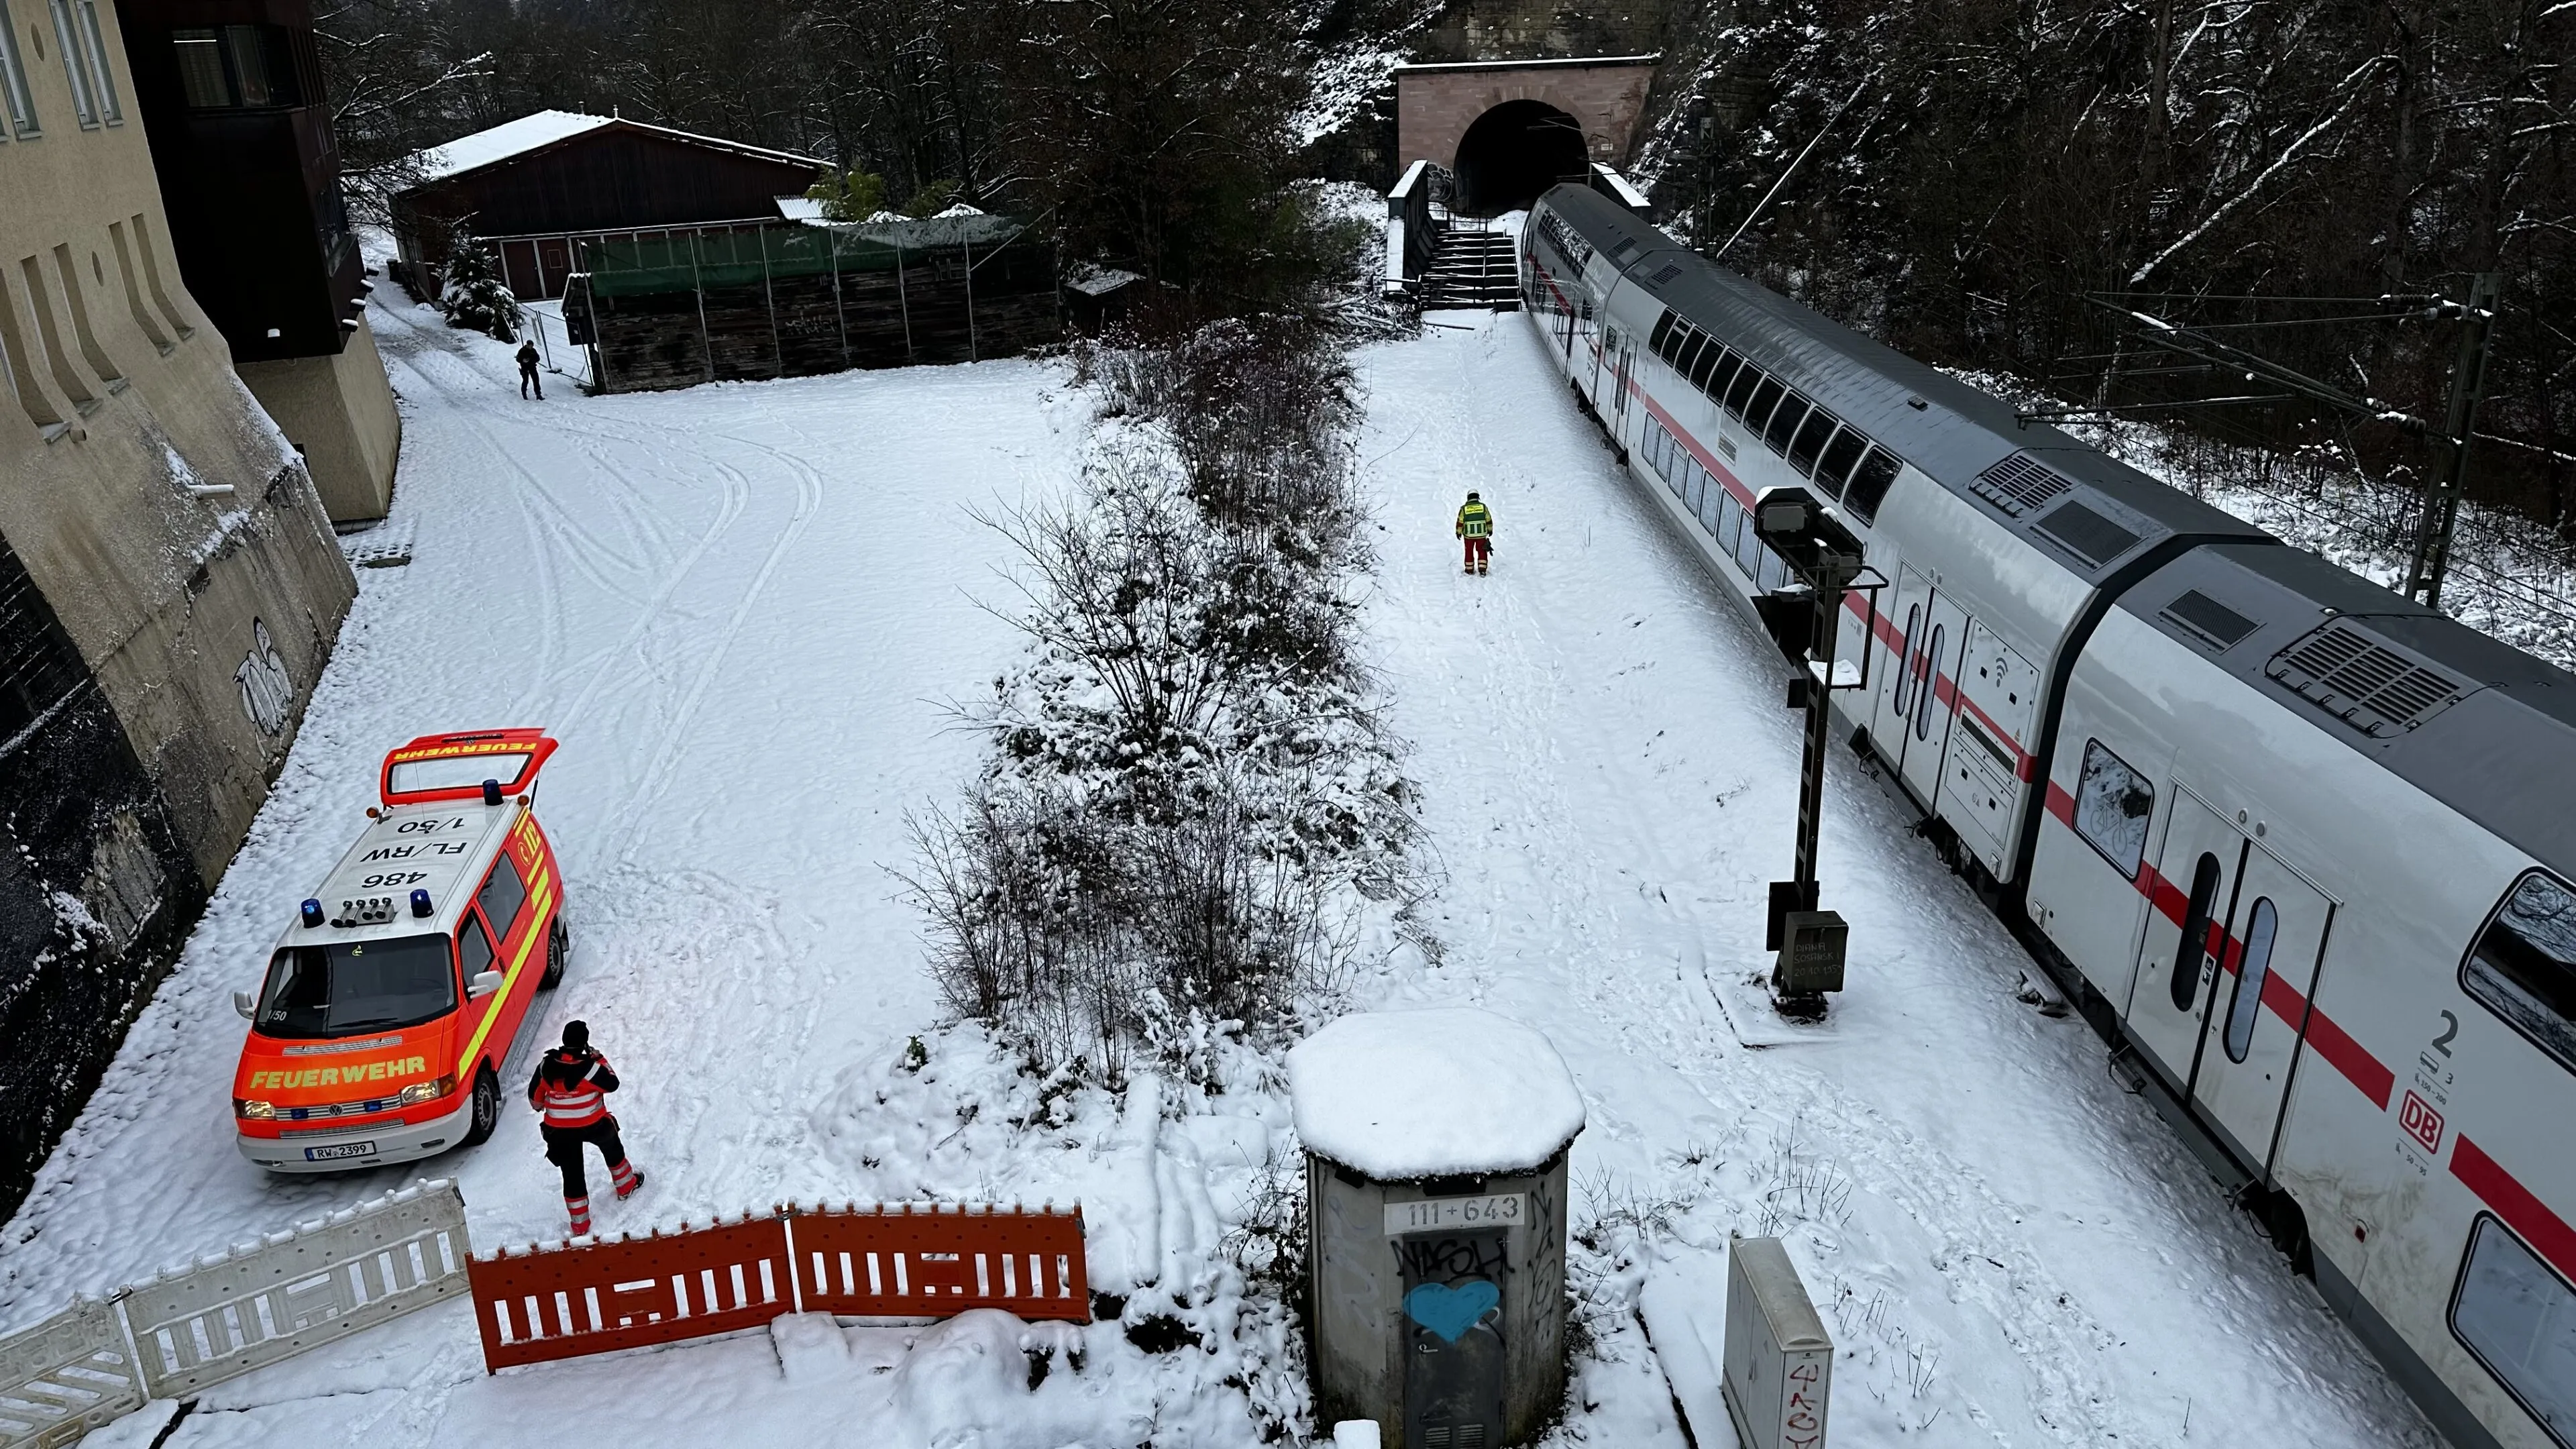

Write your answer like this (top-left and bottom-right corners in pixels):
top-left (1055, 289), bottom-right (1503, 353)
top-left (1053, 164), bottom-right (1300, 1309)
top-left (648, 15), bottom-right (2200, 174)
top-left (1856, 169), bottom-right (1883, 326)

top-left (527, 1020), bottom-right (642, 1235)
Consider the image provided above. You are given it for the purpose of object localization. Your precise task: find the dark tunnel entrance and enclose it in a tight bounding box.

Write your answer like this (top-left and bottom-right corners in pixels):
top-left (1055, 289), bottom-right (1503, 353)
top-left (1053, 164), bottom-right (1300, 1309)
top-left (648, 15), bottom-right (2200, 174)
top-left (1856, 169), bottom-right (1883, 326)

top-left (1452, 99), bottom-right (1591, 217)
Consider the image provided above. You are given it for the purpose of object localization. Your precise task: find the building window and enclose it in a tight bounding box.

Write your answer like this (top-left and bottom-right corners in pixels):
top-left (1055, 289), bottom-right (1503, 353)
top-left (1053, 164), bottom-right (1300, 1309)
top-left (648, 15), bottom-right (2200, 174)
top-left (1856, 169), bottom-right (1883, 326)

top-left (2463, 870), bottom-right (2576, 1075)
top-left (2071, 739), bottom-right (2153, 877)
top-left (2222, 898), bottom-right (2277, 1062)
top-left (172, 25), bottom-right (297, 109)
top-left (0, 0), bottom-right (39, 135)
top-left (2449, 1215), bottom-right (2576, 1444)
top-left (69, 0), bottom-right (114, 120)
top-left (47, 0), bottom-right (97, 125)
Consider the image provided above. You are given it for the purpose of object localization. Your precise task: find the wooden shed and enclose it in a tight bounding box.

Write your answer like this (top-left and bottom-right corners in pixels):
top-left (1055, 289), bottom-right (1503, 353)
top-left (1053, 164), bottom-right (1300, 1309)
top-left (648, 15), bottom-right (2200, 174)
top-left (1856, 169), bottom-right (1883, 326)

top-left (389, 111), bottom-right (826, 301)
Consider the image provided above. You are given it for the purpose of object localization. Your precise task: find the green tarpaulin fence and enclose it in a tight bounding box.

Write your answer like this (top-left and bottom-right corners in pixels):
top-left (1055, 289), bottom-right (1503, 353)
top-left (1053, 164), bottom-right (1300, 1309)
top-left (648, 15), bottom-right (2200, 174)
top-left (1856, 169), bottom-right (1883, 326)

top-left (583, 215), bottom-right (1035, 298)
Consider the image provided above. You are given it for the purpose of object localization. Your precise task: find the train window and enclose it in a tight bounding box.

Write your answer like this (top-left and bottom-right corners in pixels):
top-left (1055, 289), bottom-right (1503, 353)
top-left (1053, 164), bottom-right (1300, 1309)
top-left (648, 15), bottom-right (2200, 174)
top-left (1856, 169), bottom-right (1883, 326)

top-left (1684, 461), bottom-right (1707, 514)
top-left (1913, 625), bottom-right (1944, 741)
top-left (1669, 448), bottom-right (1688, 499)
top-left (1765, 394), bottom-right (1811, 455)
top-left (1674, 330), bottom-right (1710, 378)
top-left (1649, 311), bottom-right (1675, 356)
top-left (1699, 480), bottom-right (1725, 537)
top-left (1845, 447), bottom-right (1901, 523)
top-left (2223, 898), bottom-right (2278, 1061)
top-left (2071, 740), bottom-right (2154, 876)
top-left (1892, 604), bottom-right (1921, 717)
top-left (1733, 506), bottom-right (1763, 576)
top-left (1814, 428), bottom-right (1868, 499)
top-left (2462, 870), bottom-right (2576, 1075)
top-left (2171, 853), bottom-right (2224, 1013)
top-left (1717, 494), bottom-right (1741, 553)
top-left (2452, 1216), bottom-right (2576, 1438)
top-left (1744, 377), bottom-right (1786, 436)
top-left (1789, 412), bottom-right (1839, 479)
top-left (1689, 342), bottom-right (1726, 392)
top-left (1705, 350), bottom-right (1743, 402)
top-left (1724, 362), bottom-right (1764, 421)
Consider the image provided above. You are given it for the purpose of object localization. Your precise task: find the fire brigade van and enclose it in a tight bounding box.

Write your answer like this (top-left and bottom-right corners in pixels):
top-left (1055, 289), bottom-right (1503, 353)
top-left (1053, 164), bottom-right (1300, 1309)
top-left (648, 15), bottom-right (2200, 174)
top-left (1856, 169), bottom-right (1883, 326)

top-left (232, 730), bottom-right (568, 1171)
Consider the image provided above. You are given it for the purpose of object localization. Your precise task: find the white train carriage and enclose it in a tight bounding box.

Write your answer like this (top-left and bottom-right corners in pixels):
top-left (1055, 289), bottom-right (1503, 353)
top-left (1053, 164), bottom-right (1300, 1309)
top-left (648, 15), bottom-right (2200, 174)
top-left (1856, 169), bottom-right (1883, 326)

top-left (1520, 182), bottom-right (2575, 1449)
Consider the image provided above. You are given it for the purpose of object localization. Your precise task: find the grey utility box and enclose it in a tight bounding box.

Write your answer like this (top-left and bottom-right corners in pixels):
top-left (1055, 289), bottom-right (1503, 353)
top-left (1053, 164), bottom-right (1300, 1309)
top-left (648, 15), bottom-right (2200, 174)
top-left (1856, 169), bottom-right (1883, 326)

top-left (1722, 1236), bottom-right (1833, 1449)
top-left (1288, 1008), bottom-right (1587, 1449)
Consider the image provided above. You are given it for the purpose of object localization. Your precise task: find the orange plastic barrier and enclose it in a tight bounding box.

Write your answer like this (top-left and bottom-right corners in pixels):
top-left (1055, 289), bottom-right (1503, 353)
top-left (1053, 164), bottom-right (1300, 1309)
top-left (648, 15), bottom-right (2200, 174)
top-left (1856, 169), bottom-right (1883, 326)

top-left (789, 1202), bottom-right (1088, 1320)
top-left (466, 1203), bottom-right (1087, 1372)
top-left (471, 1213), bottom-right (792, 1371)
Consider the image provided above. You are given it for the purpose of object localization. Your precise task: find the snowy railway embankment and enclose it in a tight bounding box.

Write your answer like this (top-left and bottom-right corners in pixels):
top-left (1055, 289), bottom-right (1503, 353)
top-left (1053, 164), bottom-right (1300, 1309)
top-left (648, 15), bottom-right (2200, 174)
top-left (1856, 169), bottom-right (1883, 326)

top-left (0, 287), bottom-right (2451, 1448)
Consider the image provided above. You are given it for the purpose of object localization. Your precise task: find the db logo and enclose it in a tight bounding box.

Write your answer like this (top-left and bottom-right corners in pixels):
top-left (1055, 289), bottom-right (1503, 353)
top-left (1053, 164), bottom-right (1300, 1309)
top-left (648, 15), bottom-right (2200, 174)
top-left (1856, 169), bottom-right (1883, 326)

top-left (2400, 1091), bottom-right (2445, 1152)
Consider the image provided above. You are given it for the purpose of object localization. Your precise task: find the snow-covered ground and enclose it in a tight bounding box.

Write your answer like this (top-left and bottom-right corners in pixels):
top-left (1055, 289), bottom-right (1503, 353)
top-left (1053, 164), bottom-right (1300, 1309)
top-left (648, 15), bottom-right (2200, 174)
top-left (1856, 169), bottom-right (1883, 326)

top-left (4, 297), bottom-right (2439, 1446)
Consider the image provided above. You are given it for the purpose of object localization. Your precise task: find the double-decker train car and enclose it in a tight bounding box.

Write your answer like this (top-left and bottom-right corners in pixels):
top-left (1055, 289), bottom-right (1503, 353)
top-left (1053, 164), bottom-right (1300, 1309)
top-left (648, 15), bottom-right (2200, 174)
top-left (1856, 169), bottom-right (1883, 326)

top-left (1518, 182), bottom-right (2575, 1449)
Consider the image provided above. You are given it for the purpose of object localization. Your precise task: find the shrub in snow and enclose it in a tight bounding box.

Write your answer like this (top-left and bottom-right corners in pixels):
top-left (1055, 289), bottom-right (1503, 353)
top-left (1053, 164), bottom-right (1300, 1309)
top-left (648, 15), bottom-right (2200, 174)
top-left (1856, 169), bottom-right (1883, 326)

top-left (437, 229), bottom-right (517, 342)
top-left (907, 319), bottom-right (1423, 1083)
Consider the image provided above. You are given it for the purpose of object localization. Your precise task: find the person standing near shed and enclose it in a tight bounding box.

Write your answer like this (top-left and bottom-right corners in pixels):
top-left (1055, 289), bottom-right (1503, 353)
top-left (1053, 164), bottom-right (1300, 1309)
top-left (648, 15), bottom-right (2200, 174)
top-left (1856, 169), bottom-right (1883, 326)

top-left (516, 339), bottom-right (543, 400)
top-left (527, 1020), bottom-right (642, 1235)
top-left (1456, 491), bottom-right (1493, 575)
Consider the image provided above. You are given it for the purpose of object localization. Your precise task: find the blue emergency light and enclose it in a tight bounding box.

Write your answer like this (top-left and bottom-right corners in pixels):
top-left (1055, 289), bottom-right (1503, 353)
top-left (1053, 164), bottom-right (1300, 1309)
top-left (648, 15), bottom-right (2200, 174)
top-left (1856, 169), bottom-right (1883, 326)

top-left (411, 889), bottom-right (434, 918)
top-left (300, 898), bottom-right (325, 928)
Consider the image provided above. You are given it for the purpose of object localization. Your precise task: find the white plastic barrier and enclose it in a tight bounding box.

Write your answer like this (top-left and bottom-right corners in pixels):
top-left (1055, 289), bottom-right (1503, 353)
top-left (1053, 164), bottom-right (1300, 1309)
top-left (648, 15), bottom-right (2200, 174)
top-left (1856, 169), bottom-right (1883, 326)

top-left (120, 1179), bottom-right (470, 1398)
top-left (0, 1300), bottom-right (146, 1449)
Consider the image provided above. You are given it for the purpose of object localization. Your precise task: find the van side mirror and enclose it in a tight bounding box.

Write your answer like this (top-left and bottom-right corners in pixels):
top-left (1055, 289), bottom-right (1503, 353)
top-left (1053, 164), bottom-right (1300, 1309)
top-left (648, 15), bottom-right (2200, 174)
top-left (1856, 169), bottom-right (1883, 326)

top-left (468, 970), bottom-right (504, 1000)
top-left (233, 989), bottom-right (256, 1019)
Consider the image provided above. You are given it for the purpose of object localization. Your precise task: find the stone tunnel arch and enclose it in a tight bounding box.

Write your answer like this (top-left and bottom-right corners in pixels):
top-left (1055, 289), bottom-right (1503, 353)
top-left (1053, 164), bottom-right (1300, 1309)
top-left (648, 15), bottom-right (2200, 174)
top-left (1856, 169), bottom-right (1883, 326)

top-left (1452, 99), bottom-right (1591, 216)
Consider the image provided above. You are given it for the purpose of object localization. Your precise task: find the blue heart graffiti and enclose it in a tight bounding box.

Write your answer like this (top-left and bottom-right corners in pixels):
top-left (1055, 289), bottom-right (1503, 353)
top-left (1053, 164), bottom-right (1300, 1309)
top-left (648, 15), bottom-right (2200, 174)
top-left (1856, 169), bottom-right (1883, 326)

top-left (1404, 1279), bottom-right (1499, 1343)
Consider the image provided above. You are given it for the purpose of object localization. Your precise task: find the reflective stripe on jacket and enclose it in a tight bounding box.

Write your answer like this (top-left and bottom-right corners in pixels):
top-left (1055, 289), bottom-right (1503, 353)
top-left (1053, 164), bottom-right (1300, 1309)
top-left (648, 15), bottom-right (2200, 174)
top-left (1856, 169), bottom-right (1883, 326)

top-left (1456, 502), bottom-right (1492, 538)
top-left (529, 1049), bottom-right (616, 1128)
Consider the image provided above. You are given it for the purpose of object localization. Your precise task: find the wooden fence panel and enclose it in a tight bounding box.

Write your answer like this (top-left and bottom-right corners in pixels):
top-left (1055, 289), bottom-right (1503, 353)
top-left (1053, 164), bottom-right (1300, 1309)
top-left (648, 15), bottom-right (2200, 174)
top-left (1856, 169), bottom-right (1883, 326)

top-left (469, 1215), bottom-right (792, 1371)
top-left (786, 1203), bottom-right (1087, 1322)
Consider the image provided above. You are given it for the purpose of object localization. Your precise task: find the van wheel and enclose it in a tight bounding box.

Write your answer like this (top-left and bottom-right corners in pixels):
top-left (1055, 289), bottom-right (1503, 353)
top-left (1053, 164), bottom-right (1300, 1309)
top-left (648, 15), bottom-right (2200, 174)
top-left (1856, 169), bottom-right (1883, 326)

top-left (459, 1065), bottom-right (500, 1148)
top-left (540, 918), bottom-right (568, 989)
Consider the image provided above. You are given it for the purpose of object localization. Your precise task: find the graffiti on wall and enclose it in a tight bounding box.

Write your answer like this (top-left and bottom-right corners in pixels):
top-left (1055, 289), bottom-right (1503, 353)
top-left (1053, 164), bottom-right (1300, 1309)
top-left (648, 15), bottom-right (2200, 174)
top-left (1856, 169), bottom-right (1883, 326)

top-left (235, 619), bottom-right (293, 736)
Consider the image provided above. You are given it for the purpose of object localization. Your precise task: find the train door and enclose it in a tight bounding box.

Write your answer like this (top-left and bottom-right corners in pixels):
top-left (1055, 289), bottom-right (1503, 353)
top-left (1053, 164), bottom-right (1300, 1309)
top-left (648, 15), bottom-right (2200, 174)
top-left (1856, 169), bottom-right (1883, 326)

top-left (1893, 578), bottom-right (1968, 808)
top-left (2127, 790), bottom-right (2246, 1091)
top-left (2187, 845), bottom-right (2335, 1170)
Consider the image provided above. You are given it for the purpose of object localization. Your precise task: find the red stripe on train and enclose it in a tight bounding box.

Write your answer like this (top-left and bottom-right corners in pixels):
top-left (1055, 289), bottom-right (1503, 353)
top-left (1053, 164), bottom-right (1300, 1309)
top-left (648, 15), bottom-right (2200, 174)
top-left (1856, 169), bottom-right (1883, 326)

top-left (2452, 1134), bottom-right (2576, 1282)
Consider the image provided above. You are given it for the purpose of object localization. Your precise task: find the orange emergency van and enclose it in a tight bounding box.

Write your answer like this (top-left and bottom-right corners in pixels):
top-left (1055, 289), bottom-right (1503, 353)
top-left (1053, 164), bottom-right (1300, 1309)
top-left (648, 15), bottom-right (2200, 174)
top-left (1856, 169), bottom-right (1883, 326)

top-left (233, 730), bottom-right (568, 1171)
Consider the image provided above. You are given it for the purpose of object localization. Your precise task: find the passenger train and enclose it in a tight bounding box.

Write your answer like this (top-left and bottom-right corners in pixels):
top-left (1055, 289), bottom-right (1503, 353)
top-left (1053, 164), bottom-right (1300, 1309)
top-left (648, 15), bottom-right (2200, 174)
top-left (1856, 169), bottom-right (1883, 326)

top-left (1519, 183), bottom-right (2574, 1449)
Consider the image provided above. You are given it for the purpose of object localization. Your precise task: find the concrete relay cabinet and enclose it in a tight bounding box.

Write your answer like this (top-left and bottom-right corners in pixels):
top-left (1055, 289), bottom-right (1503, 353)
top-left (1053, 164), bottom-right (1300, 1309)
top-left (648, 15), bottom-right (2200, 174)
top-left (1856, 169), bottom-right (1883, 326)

top-left (1288, 1008), bottom-right (1587, 1448)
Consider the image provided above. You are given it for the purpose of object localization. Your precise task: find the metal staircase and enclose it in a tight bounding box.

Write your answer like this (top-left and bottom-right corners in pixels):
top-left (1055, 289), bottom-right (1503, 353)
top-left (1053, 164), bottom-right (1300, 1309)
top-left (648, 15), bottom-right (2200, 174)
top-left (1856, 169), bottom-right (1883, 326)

top-left (1421, 221), bottom-right (1521, 311)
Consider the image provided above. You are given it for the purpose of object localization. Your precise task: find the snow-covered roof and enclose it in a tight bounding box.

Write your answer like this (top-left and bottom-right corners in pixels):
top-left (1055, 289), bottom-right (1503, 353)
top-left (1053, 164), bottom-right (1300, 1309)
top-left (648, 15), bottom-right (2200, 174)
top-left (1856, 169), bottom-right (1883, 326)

top-left (415, 111), bottom-right (613, 182)
top-left (1287, 1008), bottom-right (1585, 1179)
top-left (773, 196), bottom-right (828, 223)
top-left (407, 111), bottom-right (827, 188)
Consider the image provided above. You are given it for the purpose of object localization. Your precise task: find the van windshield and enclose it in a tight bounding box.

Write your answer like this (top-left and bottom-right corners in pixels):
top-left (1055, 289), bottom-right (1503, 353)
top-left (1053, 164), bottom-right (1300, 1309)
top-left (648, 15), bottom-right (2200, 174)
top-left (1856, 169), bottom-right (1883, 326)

top-left (256, 934), bottom-right (455, 1038)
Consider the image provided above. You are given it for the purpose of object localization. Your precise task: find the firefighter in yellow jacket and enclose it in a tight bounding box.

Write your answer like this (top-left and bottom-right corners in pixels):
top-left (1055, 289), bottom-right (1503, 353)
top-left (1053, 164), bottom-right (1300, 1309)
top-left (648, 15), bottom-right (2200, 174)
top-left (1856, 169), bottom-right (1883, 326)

top-left (1456, 492), bottom-right (1493, 575)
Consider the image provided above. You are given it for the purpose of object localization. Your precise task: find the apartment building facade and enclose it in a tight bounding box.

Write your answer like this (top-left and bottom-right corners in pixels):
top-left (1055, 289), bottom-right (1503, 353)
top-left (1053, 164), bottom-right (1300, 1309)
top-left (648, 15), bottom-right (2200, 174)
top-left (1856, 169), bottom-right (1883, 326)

top-left (115, 0), bottom-right (400, 522)
top-left (0, 0), bottom-right (356, 1213)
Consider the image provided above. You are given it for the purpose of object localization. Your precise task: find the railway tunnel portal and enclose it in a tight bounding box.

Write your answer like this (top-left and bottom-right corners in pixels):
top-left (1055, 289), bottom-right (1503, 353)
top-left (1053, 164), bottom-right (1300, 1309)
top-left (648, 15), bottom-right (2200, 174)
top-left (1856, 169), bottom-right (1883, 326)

top-left (1392, 55), bottom-right (1658, 216)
